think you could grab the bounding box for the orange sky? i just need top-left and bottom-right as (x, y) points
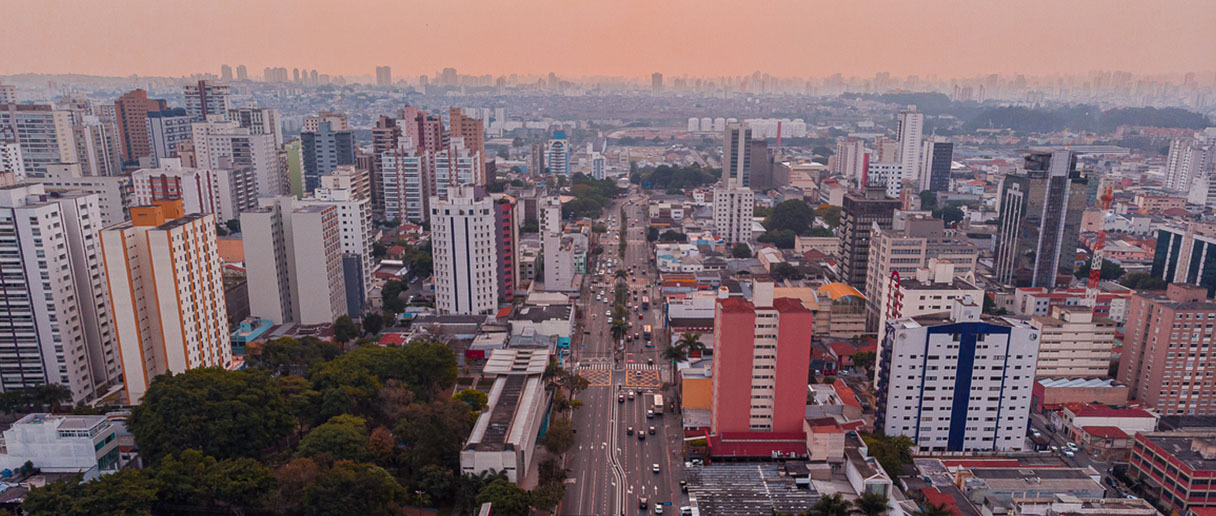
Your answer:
(3, 0), (1213, 79)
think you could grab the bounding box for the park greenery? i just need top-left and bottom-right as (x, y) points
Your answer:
(564, 173), (621, 219)
(630, 164), (720, 191)
(757, 200), (837, 249)
(21, 334), (568, 515)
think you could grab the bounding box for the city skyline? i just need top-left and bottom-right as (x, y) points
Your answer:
(2, 0), (1214, 79)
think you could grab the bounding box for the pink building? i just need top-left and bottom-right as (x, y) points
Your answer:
(711, 282), (813, 436)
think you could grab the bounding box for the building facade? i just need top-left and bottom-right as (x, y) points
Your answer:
(301, 121), (356, 193)
(0, 104), (77, 177)
(183, 80), (231, 122)
(994, 150), (1087, 287)
(114, 89), (167, 166)
(838, 186), (899, 289)
(546, 131), (570, 176)
(1153, 223), (1216, 298)
(1118, 284), (1216, 416)
(145, 108), (194, 167)
(1030, 307), (1117, 379)
(430, 186), (499, 315)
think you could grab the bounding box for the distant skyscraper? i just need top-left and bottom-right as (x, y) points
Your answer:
(651, 72), (663, 93)
(918, 138), (953, 193)
(430, 186), (498, 315)
(896, 107), (924, 184)
(235, 64), (248, 81)
(114, 90), (167, 167)
(528, 142), (545, 176)
(838, 186), (899, 289)
(220, 64), (233, 81)
(449, 107), (486, 167)
(301, 121), (356, 192)
(183, 80), (231, 122)
(546, 131), (570, 176)
(0, 183), (119, 404)
(227, 107), (282, 146)
(100, 201), (231, 403)
(242, 196), (348, 325)
(590, 152), (606, 180)
(144, 108), (193, 167)
(723, 122), (752, 187)
(0, 104), (77, 177)
(376, 66), (393, 86)
(993, 150), (1087, 287)
(834, 136), (868, 188)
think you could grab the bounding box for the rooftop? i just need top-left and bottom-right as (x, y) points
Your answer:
(1139, 433), (1216, 471)
(685, 463), (820, 515)
(511, 304), (573, 322)
(482, 348), (548, 375)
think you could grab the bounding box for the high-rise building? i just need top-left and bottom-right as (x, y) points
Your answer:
(0, 82), (16, 104)
(492, 194), (520, 302)
(145, 108), (194, 167)
(838, 186), (899, 289)
(302, 168), (375, 310)
(131, 158), (256, 222)
(651, 72), (663, 93)
(833, 137), (868, 187)
(38, 163), (131, 226)
(430, 186), (499, 315)
(918, 138), (953, 193)
(183, 80), (231, 122)
(449, 108), (485, 168)
(895, 107), (924, 184)
(220, 65), (233, 81)
(0, 183), (120, 404)
(369, 115), (403, 216)
(865, 215), (979, 332)
(590, 152), (606, 180)
(301, 121), (355, 193)
(1118, 284), (1216, 416)
(227, 107), (282, 147)
(712, 181), (753, 244)
(381, 144), (432, 223)
(190, 121), (282, 197)
(376, 66), (393, 87)
(241, 197), (347, 325)
(0, 104), (77, 177)
(723, 122), (752, 187)
(71, 116), (123, 177)
(528, 142), (545, 176)
(546, 131), (570, 176)
(877, 299), (1038, 452)
(100, 201), (231, 403)
(1152, 222), (1216, 298)
(235, 65), (248, 81)
(302, 111), (348, 132)
(993, 150), (1087, 287)
(1163, 133), (1215, 193)
(433, 142), (484, 199)
(114, 89), (167, 166)
(712, 282), (813, 434)
(541, 196), (574, 289)
(1030, 306), (1117, 379)
(1, 141), (24, 182)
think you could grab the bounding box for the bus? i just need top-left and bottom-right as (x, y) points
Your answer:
(652, 394), (664, 414)
(641, 296), (650, 310)
(643, 325), (652, 340)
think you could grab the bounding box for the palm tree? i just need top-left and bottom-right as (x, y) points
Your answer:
(807, 493), (852, 516)
(675, 332), (707, 357)
(852, 492), (889, 516)
(913, 502), (954, 516)
(662, 344), (688, 363)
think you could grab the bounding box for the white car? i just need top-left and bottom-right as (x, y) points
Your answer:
(652, 463), (660, 473)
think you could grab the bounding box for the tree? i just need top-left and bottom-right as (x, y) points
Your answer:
(757, 229), (797, 249)
(615, 269), (627, 279)
(808, 227), (834, 237)
(808, 493), (853, 516)
(766, 200), (816, 235)
(816, 205), (843, 228)
(610, 319), (626, 343)
(300, 459), (407, 516)
(1074, 258), (1126, 281)
(662, 344), (688, 363)
(540, 417), (575, 454)
(23, 468), (157, 516)
(914, 502), (955, 516)
(770, 262), (803, 282)
(381, 279), (407, 313)
(918, 190), (938, 209)
(659, 230), (688, 242)
(933, 205), (965, 226)
(393, 399), (476, 470)
(152, 449), (275, 508)
(732, 242), (752, 258)
(225, 218), (241, 234)
(675, 332), (707, 357)
(476, 479), (531, 516)
(530, 481), (566, 511)
(453, 388), (489, 411)
(128, 368), (294, 463)
(333, 315), (360, 344)
(1122, 272), (1168, 290)
(860, 433), (915, 477)
(297, 414), (372, 463)
(853, 492), (890, 516)
(647, 226), (660, 242)
(852, 351), (876, 372)
(362, 312), (385, 336)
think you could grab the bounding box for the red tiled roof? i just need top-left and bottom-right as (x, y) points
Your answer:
(378, 333), (408, 346)
(1082, 425), (1130, 439)
(919, 488), (964, 516)
(496, 306), (513, 319)
(832, 379), (862, 409)
(773, 297), (811, 313)
(1068, 404), (1155, 419)
(387, 245), (405, 254)
(827, 341), (858, 357)
(717, 297), (755, 313)
(1189, 508), (1216, 516)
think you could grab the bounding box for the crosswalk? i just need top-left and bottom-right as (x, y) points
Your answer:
(576, 362), (662, 371)
(625, 363), (661, 370)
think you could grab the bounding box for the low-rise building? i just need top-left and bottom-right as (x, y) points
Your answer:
(1060, 403), (1158, 440)
(0, 413), (120, 480)
(1130, 432), (1216, 514)
(1033, 378), (1131, 412)
(460, 348), (550, 484)
(1031, 307), (1118, 378)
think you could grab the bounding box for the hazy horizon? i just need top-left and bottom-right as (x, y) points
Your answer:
(3, 0), (1214, 79)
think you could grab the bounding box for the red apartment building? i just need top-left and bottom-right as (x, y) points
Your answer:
(1118, 284), (1216, 416)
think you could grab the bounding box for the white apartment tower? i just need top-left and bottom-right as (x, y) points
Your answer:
(590, 152), (606, 180)
(226, 107), (283, 147)
(434, 142), (484, 200)
(540, 196), (575, 289)
(381, 143), (432, 223)
(0, 105), (77, 178)
(191, 121), (282, 197)
(1030, 306), (1117, 379)
(0, 184), (120, 404)
(301, 176), (374, 299)
(430, 186), (499, 315)
(714, 122), (755, 243)
(0, 142), (24, 181)
(131, 158), (257, 222)
(99, 201), (231, 403)
(723, 122), (752, 187)
(183, 80), (231, 122)
(241, 197), (347, 325)
(896, 107), (924, 184)
(877, 299), (1039, 452)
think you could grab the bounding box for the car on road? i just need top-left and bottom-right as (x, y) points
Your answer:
(649, 425), (656, 435)
(652, 463), (660, 473)
(679, 480), (688, 493)
(627, 426), (634, 435)
(647, 358), (654, 365)
(647, 410), (655, 419)
(618, 394), (625, 403)
(628, 391), (635, 400)
(634, 371), (643, 378)
(639, 497), (648, 509)
(638, 313), (644, 319)
(1066, 442), (1079, 450)
(654, 505), (663, 514)
(679, 507), (692, 515)
(1063, 449), (1076, 458)
(638, 432), (645, 440)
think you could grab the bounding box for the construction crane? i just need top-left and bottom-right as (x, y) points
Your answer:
(1084, 185), (1116, 309)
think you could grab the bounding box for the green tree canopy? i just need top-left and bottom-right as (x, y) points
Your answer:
(1122, 272), (1168, 290)
(769, 262), (803, 282)
(393, 398), (477, 470)
(540, 417), (575, 454)
(332, 315), (360, 343)
(453, 388), (489, 412)
(152, 449), (275, 508)
(476, 479), (531, 516)
(297, 414), (372, 463)
(22, 468), (157, 516)
(732, 243), (752, 258)
(659, 230), (688, 242)
(765, 200), (816, 235)
(128, 368), (295, 463)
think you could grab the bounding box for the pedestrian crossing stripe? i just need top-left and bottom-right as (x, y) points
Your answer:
(579, 363), (612, 370)
(626, 363), (661, 370)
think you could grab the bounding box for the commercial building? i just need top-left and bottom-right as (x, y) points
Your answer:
(145, 108), (194, 167)
(241, 197), (348, 325)
(381, 145), (431, 223)
(1153, 222), (1216, 298)
(0, 414), (120, 479)
(540, 196), (575, 290)
(449, 108), (485, 165)
(838, 186), (899, 289)
(100, 201), (231, 403)
(994, 150), (1087, 287)
(71, 116), (123, 177)
(301, 121), (355, 192)
(431, 186), (499, 315)
(0, 104), (77, 177)
(37, 162), (132, 226)
(712, 282), (814, 434)
(1030, 307), (1117, 379)
(183, 80), (231, 122)
(1129, 431), (1216, 514)
(227, 107), (282, 146)
(191, 120), (283, 197)
(877, 299), (1039, 452)
(918, 138), (952, 193)
(493, 194), (520, 301)
(1118, 284), (1216, 416)
(131, 158), (257, 221)
(460, 348), (550, 484)
(0, 184), (120, 404)
(864, 214), (979, 332)
(114, 89), (167, 166)
(1011, 286), (1133, 324)
(546, 131), (570, 176)
(375, 66), (392, 87)
(300, 173), (374, 311)
(723, 122), (752, 187)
